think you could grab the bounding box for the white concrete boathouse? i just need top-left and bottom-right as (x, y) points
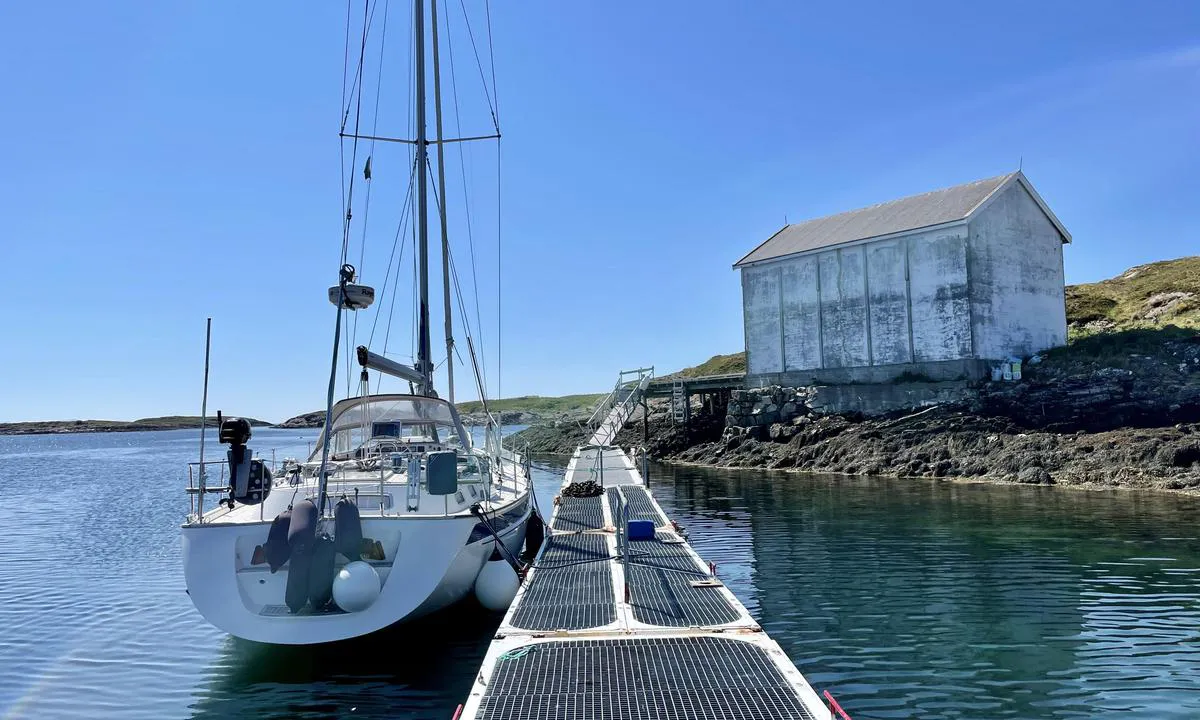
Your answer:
(734, 171), (1071, 385)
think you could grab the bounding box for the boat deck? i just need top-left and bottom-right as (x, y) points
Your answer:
(459, 409), (830, 719)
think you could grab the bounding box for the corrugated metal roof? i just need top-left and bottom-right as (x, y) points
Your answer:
(734, 172), (1019, 267)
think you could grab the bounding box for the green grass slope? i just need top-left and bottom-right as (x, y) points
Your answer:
(664, 352), (747, 379)
(455, 394), (604, 416)
(1066, 256), (1199, 337)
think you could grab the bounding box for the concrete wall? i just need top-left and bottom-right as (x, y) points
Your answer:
(740, 180), (1067, 380)
(741, 226), (974, 376)
(742, 264), (782, 375)
(748, 358), (991, 387)
(866, 239), (911, 365)
(780, 257), (822, 370)
(908, 228), (972, 362)
(968, 183), (1068, 359)
(819, 247), (870, 368)
(807, 380), (976, 416)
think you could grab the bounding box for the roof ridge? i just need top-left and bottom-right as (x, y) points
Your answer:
(734, 172), (1020, 267)
(788, 172), (1017, 230)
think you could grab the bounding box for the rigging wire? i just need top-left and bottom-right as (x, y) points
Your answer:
(482, 0), (503, 403)
(428, 156), (485, 387)
(352, 0), (392, 368)
(340, 1), (384, 133)
(443, 1), (489, 396)
(356, 0), (391, 284)
(495, 119), (502, 402)
(367, 157), (418, 347)
(396, 0), (418, 393)
(343, 0), (499, 405)
(455, 0), (498, 131)
(378, 166), (418, 392)
(344, 316), (352, 397)
(339, 0), (353, 274)
(483, 0), (499, 123)
(450, 0), (505, 401)
(340, 0), (352, 130)
(340, 0), (374, 396)
(434, 192), (496, 410)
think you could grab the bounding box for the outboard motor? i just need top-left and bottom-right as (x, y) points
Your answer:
(219, 416), (271, 505)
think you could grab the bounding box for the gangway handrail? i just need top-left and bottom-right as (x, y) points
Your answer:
(583, 383), (621, 429)
(585, 367), (653, 434)
(586, 370), (653, 447)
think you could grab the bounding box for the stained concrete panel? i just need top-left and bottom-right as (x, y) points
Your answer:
(781, 256), (822, 370)
(817, 253), (841, 367)
(968, 183), (1067, 359)
(818, 249), (869, 368)
(866, 240), (911, 365)
(908, 230), (972, 362)
(742, 265), (782, 374)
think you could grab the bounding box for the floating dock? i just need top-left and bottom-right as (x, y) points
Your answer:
(459, 373), (832, 720)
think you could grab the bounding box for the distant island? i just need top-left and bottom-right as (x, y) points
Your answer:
(276, 393), (606, 429)
(2, 392), (607, 438)
(0, 415), (270, 436)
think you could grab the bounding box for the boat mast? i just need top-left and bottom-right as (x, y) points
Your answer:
(430, 0), (455, 405)
(414, 0), (433, 397)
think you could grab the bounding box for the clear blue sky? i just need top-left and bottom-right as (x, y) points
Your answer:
(1, 1), (1197, 423)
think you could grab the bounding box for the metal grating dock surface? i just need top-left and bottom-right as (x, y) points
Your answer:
(474, 637), (818, 720)
(608, 484), (667, 525)
(463, 399), (828, 720)
(509, 533), (615, 631)
(626, 539), (741, 627)
(552, 495), (605, 531)
(539, 533), (609, 565)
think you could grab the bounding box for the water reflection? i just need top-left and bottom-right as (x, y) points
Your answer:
(190, 605), (499, 719)
(648, 465), (1200, 719)
(3, 428), (1198, 719)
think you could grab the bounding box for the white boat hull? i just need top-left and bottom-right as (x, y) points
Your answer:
(182, 508), (529, 645)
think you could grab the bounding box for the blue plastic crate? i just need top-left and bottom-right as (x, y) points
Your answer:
(627, 519), (656, 541)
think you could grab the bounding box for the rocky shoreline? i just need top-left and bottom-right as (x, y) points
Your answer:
(512, 329), (1200, 493)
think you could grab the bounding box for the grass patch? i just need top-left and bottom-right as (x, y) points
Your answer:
(1065, 290), (1117, 324)
(1066, 255), (1200, 336)
(455, 394), (604, 415)
(1039, 326), (1199, 371)
(663, 352), (747, 379)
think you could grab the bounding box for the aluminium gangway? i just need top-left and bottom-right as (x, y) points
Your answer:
(458, 370), (833, 720)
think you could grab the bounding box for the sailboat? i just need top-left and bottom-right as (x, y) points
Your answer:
(180, 0), (532, 645)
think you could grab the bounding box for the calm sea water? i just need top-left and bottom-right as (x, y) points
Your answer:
(1, 430), (1198, 718)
